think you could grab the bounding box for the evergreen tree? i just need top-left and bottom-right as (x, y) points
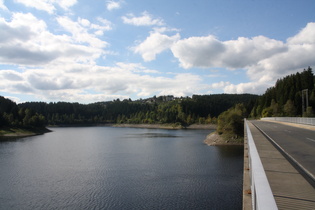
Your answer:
(251, 67), (314, 117)
(283, 100), (296, 117)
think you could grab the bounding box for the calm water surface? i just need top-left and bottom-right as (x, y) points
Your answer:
(0, 127), (243, 210)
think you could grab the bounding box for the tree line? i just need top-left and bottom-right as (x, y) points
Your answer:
(0, 96), (46, 128)
(250, 67), (315, 118)
(16, 94), (257, 127)
(0, 94), (257, 128)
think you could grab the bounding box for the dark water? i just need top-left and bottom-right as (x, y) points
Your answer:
(0, 127), (243, 210)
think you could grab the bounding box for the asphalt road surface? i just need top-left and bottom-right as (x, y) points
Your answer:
(251, 120), (315, 180)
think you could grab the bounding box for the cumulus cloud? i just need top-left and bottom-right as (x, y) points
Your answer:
(57, 16), (109, 48)
(0, 13), (108, 66)
(14, 0), (55, 14)
(245, 22), (315, 86)
(287, 22), (315, 45)
(0, 0), (8, 10)
(222, 36), (287, 69)
(210, 81), (231, 89)
(0, 63), (206, 103)
(122, 11), (164, 26)
(77, 17), (112, 36)
(171, 35), (287, 69)
(1, 1), (209, 102)
(133, 32), (180, 61)
(57, 0), (77, 10)
(106, 1), (121, 11)
(14, 0), (77, 14)
(223, 82), (270, 94)
(0, 70), (23, 81)
(171, 35), (226, 69)
(170, 22), (315, 94)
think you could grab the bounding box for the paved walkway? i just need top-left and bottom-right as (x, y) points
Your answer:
(244, 121), (315, 210)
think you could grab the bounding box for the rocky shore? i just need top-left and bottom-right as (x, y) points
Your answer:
(203, 131), (244, 146)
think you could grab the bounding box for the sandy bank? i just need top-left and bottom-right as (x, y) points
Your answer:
(203, 132), (243, 146)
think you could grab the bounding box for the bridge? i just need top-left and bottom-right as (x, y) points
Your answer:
(243, 118), (315, 210)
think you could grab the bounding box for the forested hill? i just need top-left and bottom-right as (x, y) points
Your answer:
(16, 94), (258, 126)
(251, 67), (315, 118)
(0, 96), (46, 128)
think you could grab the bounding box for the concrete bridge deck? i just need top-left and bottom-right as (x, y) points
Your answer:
(243, 120), (315, 210)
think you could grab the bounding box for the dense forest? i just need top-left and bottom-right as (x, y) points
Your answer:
(0, 94), (257, 128)
(0, 96), (46, 128)
(17, 94), (257, 127)
(250, 67), (315, 118)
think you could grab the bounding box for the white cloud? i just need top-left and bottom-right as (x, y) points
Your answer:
(210, 81), (231, 89)
(14, 0), (77, 14)
(93, 18), (113, 35)
(56, 0), (77, 10)
(57, 16), (109, 48)
(0, 13), (106, 66)
(122, 11), (164, 26)
(223, 82), (269, 94)
(171, 35), (286, 69)
(77, 17), (112, 36)
(223, 36), (287, 69)
(14, 0), (55, 14)
(0, 0), (8, 10)
(78, 18), (90, 27)
(171, 35), (226, 69)
(245, 22), (315, 86)
(0, 70), (23, 81)
(287, 22), (315, 45)
(152, 26), (180, 34)
(0, 2), (217, 102)
(0, 63), (207, 103)
(106, 1), (121, 11)
(170, 22), (315, 94)
(133, 32), (180, 61)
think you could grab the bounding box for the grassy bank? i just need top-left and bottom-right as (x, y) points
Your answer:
(0, 127), (51, 137)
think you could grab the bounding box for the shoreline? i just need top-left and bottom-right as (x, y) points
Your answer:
(0, 127), (51, 138)
(0, 124), (243, 146)
(203, 131), (244, 146)
(112, 123), (217, 130)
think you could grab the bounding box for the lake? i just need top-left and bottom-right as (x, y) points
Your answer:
(0, 126), (243, 210)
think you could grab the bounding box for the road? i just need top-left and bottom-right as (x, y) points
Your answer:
(251, 120), (315, 181)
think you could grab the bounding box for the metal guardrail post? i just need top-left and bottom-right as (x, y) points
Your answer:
(245, 119), (278, 210)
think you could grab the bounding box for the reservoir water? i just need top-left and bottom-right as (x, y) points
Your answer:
(0, 127), (243, 209)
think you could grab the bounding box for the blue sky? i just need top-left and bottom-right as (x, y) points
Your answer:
(0, 0), (315, 103)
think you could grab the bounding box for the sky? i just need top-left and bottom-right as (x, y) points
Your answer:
(0, 0), (315, 104)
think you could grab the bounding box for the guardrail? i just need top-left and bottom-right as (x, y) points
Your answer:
(245, 119), (278, 210)
(261, 117), (315, 126)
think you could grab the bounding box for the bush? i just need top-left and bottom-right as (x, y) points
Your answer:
(217, 104), (247, 140)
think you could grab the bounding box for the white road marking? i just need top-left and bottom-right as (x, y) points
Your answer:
(306, 138), (315, 142)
